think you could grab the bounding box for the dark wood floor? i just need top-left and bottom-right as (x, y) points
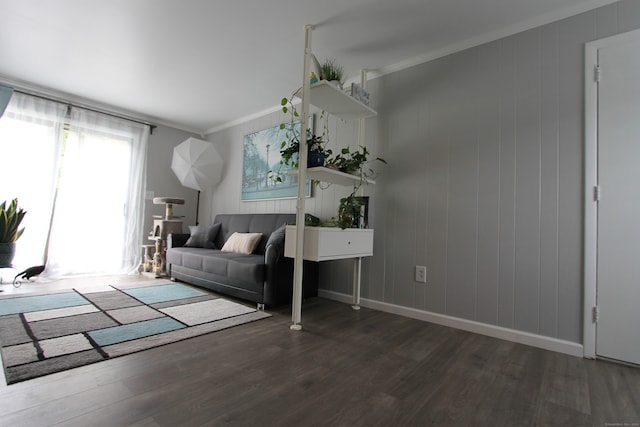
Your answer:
(0, 277), (638, 426)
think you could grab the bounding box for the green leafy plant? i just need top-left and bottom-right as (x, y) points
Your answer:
(325, 145), (387, 177)
(0, 198), (27, 243)
(334, 192), (365, 229)
(270, 91), (332, 183)
(320, 58), (344, 83)
(325, 147), (387, 229)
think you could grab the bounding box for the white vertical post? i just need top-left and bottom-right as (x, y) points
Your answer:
(352, 257), (362, 310)
(357, 69), (367, 160)
(291, 25), (313, 330)
(351, 69), (368, 310)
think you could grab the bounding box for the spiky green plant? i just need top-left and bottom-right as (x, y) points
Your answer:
(320, 58), (344, 82)
(0, 199), (26, 243)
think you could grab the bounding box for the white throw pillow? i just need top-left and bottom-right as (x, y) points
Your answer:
(220, 232), (263, 254)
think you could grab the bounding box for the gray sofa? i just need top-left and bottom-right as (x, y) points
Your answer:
(166, 213), (318, 307)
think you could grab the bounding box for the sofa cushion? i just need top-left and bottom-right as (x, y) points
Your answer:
(167, 247), (265, 291)
(184, 223), (220, 248)
(220, 232), (263, 254)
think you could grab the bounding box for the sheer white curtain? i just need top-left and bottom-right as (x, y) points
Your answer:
(0, 92), (149, 277)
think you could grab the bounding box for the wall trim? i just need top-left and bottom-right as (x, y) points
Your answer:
(319, 289), (584, 358)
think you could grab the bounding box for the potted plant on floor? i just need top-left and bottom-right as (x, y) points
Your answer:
(0, 198), (26, 267)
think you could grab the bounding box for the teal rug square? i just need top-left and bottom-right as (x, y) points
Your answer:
(0, 292), (88, 316)
(122, 284), (207, 304)
(89, 317), (185, 346)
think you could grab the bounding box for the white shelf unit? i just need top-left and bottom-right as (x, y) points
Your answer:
(290, 25), (378, 329)
(300, 80), (377, 121)
(288, 166), (375, 186)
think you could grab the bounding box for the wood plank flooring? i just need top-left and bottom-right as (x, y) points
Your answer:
(0, 276), (638, 426)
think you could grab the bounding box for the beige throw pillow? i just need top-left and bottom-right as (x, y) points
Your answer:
(220, 232), (263, 254)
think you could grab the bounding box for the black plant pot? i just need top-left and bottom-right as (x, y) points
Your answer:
(307, 150), (325, 168)
(0, 242), (16, 268)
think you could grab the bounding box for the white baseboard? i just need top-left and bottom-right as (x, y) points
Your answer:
(318, 289), (584, 358)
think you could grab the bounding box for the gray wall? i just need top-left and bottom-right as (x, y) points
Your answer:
(144, 125), (201, 240)
(204, 0), (640, 345)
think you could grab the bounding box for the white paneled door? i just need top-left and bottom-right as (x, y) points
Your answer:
(596, 34), (640, 365)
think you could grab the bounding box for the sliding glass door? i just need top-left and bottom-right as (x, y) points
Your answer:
(0, 93), (148, 277)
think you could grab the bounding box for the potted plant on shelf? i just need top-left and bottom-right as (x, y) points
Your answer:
(271, 92), (332, 183)
(325, 146), (387, 229)
(320, 58), (345, 89)
(325, 145), (387, 178)
(334, 192), (365, 229)
(0, 198), (27, 267)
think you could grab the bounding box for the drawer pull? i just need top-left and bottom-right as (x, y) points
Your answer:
(348, 241), (351, 245)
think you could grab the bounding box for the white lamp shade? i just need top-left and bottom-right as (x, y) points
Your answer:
(171, 137), (223, 191)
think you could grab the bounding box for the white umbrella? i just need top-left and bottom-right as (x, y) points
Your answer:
(171, 138), (223, 224)
(171, 138), (223, 191)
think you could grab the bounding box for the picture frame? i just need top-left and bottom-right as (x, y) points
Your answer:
(241, 118), (313, 201)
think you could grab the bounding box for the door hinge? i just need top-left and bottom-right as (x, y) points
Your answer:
(595, 65), (602, 82)
(594, 185), (601, 202)
(593, 306), (600, 323)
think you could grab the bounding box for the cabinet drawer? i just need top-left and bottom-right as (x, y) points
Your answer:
(284, 226), (374, 261)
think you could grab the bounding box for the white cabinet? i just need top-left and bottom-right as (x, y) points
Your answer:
(284, 226), (374, 261)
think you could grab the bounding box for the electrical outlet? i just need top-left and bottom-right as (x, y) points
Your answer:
(415, 265), (427, 283)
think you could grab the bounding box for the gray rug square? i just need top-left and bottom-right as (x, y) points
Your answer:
(81, 290), (142, 310)
(30, 312), (118, 340)
(0, 315), (31, 346)
(107, 305), (164, 324)
(0, 280), (271, 384)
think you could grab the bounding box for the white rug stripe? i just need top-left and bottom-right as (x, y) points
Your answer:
(24, 304), (100, 322)
(159, 299), (255, 326)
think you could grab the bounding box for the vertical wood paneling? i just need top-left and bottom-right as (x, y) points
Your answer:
(446, 51), (479, 320)
(424, 57), (451, 313)
(514, 29), (542, 334)
(497, 36), (517, 329)
(414, 81), (430, 311)
(618, 0), (640, 32)
(368, 78), (388, 303)
(475, 41), (503, 325)
(557, 11), (596, 343)
(596, 3), (620, 38)
(539, 22), (560, 338)
(204, 2), (640, 346)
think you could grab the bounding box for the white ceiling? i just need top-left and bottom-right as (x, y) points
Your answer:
(0, 0), (617, 134)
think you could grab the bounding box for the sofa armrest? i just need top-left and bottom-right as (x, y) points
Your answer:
(168, 233), (190, 248)
(265, 243), (281, 265)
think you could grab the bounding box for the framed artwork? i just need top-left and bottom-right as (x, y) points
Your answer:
(241, 119), (312, 201)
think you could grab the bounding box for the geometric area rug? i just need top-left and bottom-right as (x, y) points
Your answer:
(0, 280), (271, 384)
